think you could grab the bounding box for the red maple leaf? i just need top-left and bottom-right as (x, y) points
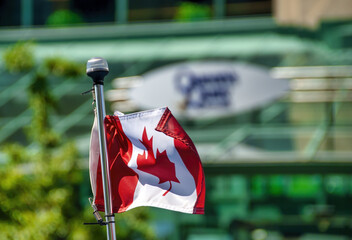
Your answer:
(137, 127), (180, 196)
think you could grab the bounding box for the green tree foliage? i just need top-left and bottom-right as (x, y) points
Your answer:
(175, 2), (211, 22)
(44, 57), (84, 78)
(46, 10), (84, 27)
(0, 141), (84, 240)
(3, 42), (35, 73)
(26, 72), (59, 147)
(0, 42), (155, 240)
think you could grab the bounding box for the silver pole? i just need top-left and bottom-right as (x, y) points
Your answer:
(87, 57), (116, 240)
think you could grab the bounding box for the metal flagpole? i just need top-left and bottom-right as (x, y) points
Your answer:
(86, 57), (117, 240)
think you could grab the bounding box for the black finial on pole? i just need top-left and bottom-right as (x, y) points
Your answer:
(86, 57), (109, 85)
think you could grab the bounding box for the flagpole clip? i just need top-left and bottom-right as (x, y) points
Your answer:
(81, 87), (94, 95)
(84, 197), (105, 226)
(84, 197), (116, 226)
(81, 87), (96, 108)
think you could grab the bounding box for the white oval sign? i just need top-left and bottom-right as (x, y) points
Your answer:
(129, 61), (289, 119)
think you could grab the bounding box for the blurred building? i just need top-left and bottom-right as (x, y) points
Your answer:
(274, 0), (352, 29)
(0, 1), (352, 240)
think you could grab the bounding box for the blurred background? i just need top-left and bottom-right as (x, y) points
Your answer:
(0, 0), (352, 239)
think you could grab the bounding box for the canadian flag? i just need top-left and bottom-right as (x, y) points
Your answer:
(89, 107), (205, 214)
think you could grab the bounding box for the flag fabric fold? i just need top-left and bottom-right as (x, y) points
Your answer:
(89, 107), (205, 214)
